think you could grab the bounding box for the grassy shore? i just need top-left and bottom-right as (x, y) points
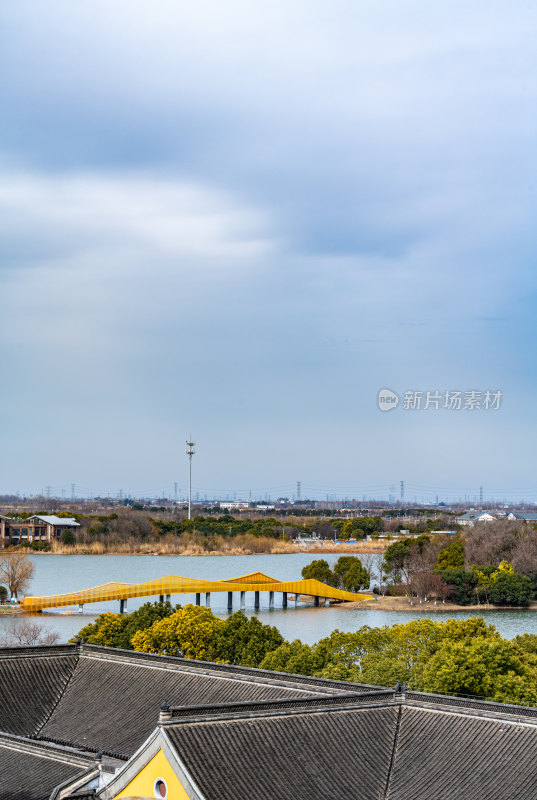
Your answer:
(295, 540), (388, 554)
(39, 535), (296, 556)
(343, 595), (537, 612)
(27, 537), (387, 557)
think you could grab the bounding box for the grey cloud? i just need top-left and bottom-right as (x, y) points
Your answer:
(1, 1), (537, 493)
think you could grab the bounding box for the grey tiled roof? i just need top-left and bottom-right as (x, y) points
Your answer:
(389, 704), (537, 799)
(6, 642), (537, 800)
(164, 699), (537, 800)
(0, 734), (93, 800)
(166, 704), (400, 800)
(39, 649), (331, 758)
(0, 647), (78, 736)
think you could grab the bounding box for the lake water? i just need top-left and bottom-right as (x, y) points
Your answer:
(4, 552), (537, 645)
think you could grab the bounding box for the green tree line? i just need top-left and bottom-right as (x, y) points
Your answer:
(73, 602), (537, 706)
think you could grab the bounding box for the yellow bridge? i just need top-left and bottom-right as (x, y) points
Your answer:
(20, 571), (373, 613)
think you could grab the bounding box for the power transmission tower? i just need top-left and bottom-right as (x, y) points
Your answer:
(296, 481), (301, 501)
(186, 439), (196, 520)
(480, 486), (483, 505)
(174, 482), (178, 502)
(400, 481), (404, 503)
(46, 486), (51, 499)
(71, 483), (75, 501)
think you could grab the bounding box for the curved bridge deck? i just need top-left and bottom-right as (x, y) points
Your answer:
(20, 571), (373, 612)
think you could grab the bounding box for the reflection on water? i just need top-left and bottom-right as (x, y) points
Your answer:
(1, 552), (536, 645)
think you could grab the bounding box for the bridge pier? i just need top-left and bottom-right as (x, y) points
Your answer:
(166, 594), (171, 603)
(314, 596), (319, 607)
(120, 599), (127, 614)
(282, 592), (287, 608)
(227, 591), (233, 612)
(269, 591), (274, 609)
(159, 594), (164, 604)
(78, 604), (83, 614)
(254, 591), (260, 610)
(205, 592), (211, 607)
(240, 591), (245, 609)
(195, 593), (201, 605)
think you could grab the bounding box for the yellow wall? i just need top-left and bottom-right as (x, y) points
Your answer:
(115, 748), (191, 800)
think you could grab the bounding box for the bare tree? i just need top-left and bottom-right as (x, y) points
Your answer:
(362, 553), (388, 595)
(408, 572), (449, 603)
(0, 553), (35, 600)
(0, 619), (59, 647)
(510, 529), (537, 582)
(464, 522), (520, 568)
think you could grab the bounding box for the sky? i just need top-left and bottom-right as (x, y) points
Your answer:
(1, 1), (537, 503)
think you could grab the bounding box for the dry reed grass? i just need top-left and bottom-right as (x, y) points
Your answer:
(48, 534), (294, 557)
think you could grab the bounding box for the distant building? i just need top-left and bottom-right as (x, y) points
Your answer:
(456, 512), (497, 526)
(218, 502), (250, 511)
(457, 511), (537, 527)
(0, 514), (80, 547)
(510, 512), (537, 523)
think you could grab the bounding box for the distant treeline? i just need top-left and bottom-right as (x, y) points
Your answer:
(0, 508), (456, 552)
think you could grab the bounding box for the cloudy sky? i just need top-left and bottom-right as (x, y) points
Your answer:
(1, 1), (537, 502)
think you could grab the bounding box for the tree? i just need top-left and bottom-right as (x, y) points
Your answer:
(260, 640), (318, 675)
(489, 570), (534, 606)
(341, 520), (366, 540)
(408, 572), (449, 603)
(332, 556), (370, 591)
(131, 605), (224, 659)
(437, 568), (478, 605)
(0, 553), (35, 600)
(472, 567), (493, 604)
(382, 541), (411, 583)
(74, 601), (176, 649)
(61, 530), (76, 546)
(419, 637), (537, 704)
(436, 541), (464, 570)
(343, 562), (370, 592)
(209, 612), (283, 667)
(301, 560), (335, 585)
(0, 619), (59, 647)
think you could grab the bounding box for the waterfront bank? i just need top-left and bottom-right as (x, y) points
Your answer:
(343, 595), (537, 612)
(0, 552), (535, 645)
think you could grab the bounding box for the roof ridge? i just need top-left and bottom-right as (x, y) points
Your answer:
(164, 690), (397, 724)
(383, 703), (402, 799)
(37, 731), (127, 762)
(79, 643), (376, 692)
(0, 643), (78, 659)
(0, 731), (94, 766)
(34, 649), (81, 738)
(405, 690), (537, 720)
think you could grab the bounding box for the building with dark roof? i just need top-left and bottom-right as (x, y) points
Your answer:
(0, 515), (80, 547)
(2, 641), (537, 799)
